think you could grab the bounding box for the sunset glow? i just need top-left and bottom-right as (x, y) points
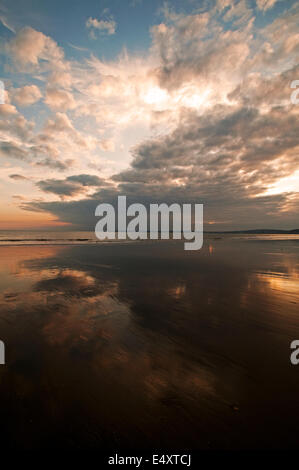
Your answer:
(0, 0), (298, 231)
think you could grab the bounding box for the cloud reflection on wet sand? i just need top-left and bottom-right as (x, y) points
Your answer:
(0, 239), (299, 449)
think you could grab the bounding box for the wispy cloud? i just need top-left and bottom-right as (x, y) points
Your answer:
(0, 13), (15, 33)
(68, 42), (89, 52)
(256, 0), (282, 11)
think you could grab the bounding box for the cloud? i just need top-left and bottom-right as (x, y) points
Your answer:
(39, 112), (98, 151)
(0, 140), (70, 170)
(37, 178), (85, 197)
(99, 139), (115, 152)
(44, 87), (76, 111)
(36, 174), (107, 198)
(86, 17), (116, 37)
(68, 43), (89, 52)
(67, 174), (105, 186)
(2, 2), (298, 230)
(23, 186), (299, 231)
(150, 8), (252, 93)
(13, 85), (42, 106)
(0, 103), (18, 115)
(256, 0), (281, 11)
(0, 141), (28, 161)
(0, 110), (75, 170)
(9, 174), (29, 181)
(0, 13), (15, 33)
(6, 27), (64, 67)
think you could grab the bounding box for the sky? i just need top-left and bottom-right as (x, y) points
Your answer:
(0, 0), (298, 231)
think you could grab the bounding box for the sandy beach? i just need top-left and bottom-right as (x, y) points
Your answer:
(0, 236), (298, 449)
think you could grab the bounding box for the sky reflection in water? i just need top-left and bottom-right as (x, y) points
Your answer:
(0, 238), (299, 449)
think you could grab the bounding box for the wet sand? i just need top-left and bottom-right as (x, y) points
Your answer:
(0, 237), (298, 450)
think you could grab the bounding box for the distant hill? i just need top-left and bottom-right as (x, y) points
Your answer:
(205, 229), (299, 234)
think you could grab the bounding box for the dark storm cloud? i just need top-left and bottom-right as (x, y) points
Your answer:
(36, 174), (109, 197)
(67, 174), (105, 186)
(37, 179), (84, 197)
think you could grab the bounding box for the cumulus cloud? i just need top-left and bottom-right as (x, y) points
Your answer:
(0, 140), (70, 170)
(37, 178), (84, 197)
(0, 109), (80, 170)
(67, 174), (105, 186)
(0, 103), (18, 115)
(6, 27), (64, 67)
(0, 141), (28, 161)
(150, 7), (252, 93)
(13, 85), (42, 106)
(86, 16), (116, 37)
(39, 112), (98, 151)
(36, 174), (107, 198)
(44, 87), (76, 111)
